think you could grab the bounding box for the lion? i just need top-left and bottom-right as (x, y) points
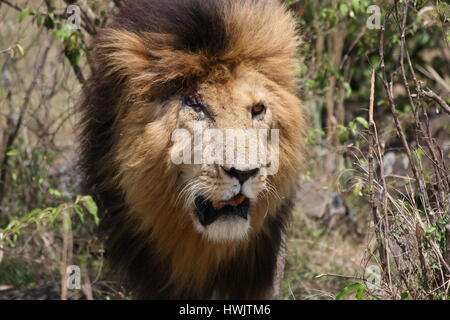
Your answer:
(79, 0), (306, 299)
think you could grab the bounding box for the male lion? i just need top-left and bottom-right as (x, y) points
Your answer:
(80, 0), (306, 299)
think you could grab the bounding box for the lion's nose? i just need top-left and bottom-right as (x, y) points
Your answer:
(222, 167), (259, 184)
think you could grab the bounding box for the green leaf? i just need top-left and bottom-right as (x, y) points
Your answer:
(6, 149), (17, 156)
(52, 24), (72, 41)
(336, 282), (365, 300)
(69, 50), (81, 66)
(73, 205), (85, 223)
(48, 188), (62, 198)
(339, 3), (349, 17)
(353, 184), (363, 197)
(15, 44), (25, 57)
(35, 14), (43, 26)
(414, 148), (425, 160)
(343, 82), (352, 98)
(352, 0), (360, 12)
(67, 33), (79, 51)
(356, 117), (369, 129)
(348, 120), (357, 133)
(49, 206), (62, 227)
(377, 99), (387, 106)
(425, 226), (436, 237)
(19, 8), (31, 22)
(83, 197), (99, 225)
(339, 127), (349, 144)
(401, 292), (411, 300)
(355, 283), (366, 300)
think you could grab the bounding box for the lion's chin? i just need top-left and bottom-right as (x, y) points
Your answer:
(193, 195), (251, 242)
(194, 215), (251, 242)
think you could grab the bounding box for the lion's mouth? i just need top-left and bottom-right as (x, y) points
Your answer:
(194, 194), (250, 226)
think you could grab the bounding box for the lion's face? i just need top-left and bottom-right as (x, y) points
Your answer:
(173, 68), (278, 241)
(113, 63), (303, 243)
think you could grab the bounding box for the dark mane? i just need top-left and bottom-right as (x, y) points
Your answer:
(113, 0), (228, 56)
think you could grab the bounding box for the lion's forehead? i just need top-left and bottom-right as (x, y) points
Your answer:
(199, 71), (271, 110)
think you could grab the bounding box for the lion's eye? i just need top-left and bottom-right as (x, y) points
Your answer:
(251, 104), (266, 118)
(183, 94), (204, 113)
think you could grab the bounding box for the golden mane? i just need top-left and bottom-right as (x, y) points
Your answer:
(80, 0), (306, 299)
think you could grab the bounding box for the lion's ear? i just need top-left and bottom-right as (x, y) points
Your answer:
(94, 29), (209, 97)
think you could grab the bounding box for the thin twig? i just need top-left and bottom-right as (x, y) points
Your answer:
(421, 89), (450, 116)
